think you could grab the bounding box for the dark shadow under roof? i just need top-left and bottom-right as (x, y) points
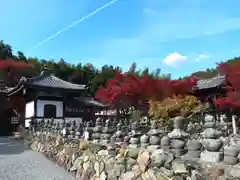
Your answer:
(74, 97), (107, 108)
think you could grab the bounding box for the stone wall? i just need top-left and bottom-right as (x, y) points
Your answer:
(25, 134), (239, 180)
(25, 114), (240, 179)
(26, 134), (189, 179)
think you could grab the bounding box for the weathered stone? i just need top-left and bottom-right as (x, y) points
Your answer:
(116, 155), (126, 164)
(140, 134), (149, 146)
(70, 156), (84, 172)
(151, 150), (166, 167)
(100, 171), (107, 180)
(190, 170), (205, 180)
(94, 160), (105, 176)
(151, 167), (171, 180)
(184, 150), (201, 159)
(187, 139), (202, 150)
(228, 166), (240, 178)
(104, 156), (115, 173)
(159, 167), (174, 177)
(171, 175), (185, 180)
(79, 140), (89, 150)
(120, 171), (136, 180)
(172, 159), (188, 174)
(141, 169), (158, 180)
(30, 141), (38, 150)
(200, 151), (223, 163)
(77, 170), (90, 180)
(137, 151), (150, 172)
(82, 156), (91, 172)
(223, 155), (238, 165)
(202, 139), (223, 152)
(161, 136), (170, 146)
(172, 149), (186, 157)
(172, 139), (185, 149)
(97, 149), (109, 156)
(224, 146), (239, 157)
(128, 148), (140, 159)
(27, 124), (240, 180)
(132, 165), (142, 177)
(127, 158), (137, 170)
(205, 167), (225, 180)
(164, 154), (174, 169)
(111, 164), (125, 178)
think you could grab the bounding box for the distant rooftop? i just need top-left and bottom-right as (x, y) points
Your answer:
(4, 66), (86, 96)
(22, 66), (85, 90)
(195, 75), (226, 90)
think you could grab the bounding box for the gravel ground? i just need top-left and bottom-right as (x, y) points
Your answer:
(0, 137), (75, 180)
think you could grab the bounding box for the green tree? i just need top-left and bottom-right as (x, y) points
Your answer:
(1, 40), (240, 97)
(0, 41), (13, 59)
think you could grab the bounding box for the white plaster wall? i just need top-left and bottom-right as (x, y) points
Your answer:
(36, 100), (63, 117)
(25, 101), (34, 127)
(26, 100), (83, 125)
(25, 101), (34, 118)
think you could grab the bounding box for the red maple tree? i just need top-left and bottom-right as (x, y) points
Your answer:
(215, 62), (240, 111)
(95, 72), (198, 109)
(0, 60), (32, 111)
(0, 59), (32, 85)
(0, 59), (32, 69)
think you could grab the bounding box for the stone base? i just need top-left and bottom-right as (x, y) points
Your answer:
(223, 155), (238, 165)
(100, 140), (110, 145)
(172, 149), (186, 157)
(141, 143), (149, 148)
(128, 144), (139, 149)
(92, 140), (100, 144)
(182, 150), (201, 161)
(147, 145), (160, 152)
(185, 150), (201, 158)
(200, 151), (223, 163)
(162, 146), (171, 153)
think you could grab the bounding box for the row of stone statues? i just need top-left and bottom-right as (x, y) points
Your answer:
(29, 113), (240, 166)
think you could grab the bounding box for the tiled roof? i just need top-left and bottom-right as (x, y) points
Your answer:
(195, 75), (225, 90)
(23, 69), (85, 90)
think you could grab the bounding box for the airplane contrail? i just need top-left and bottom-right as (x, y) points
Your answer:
(29, 0), (120, 50)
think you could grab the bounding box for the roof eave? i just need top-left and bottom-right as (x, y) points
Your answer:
(6, 85), (24, 97)
(74, 97), (107, 108)
(23, 84), (86, 92)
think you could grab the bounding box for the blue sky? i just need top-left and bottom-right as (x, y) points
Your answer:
(1, 0), (240, 78)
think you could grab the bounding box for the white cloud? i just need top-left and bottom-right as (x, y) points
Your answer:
(89, 2), (240, 71)
(162, 52), (187, 67)
(195, 54), (209, 61)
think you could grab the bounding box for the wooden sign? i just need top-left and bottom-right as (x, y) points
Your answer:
(64, 98), (87, 117)
(65, 106), (83, 113)
(64, 105), (84, 117)
(11, 117), (19, 124)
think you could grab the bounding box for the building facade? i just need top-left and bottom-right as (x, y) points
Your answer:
(0, 66), (105, 136)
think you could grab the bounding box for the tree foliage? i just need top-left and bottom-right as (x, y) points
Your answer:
(149, 95), (200, 123)
(1, 40), (240, 109)
(215, 62), (240, 112)
(95, 71), (198, 112)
